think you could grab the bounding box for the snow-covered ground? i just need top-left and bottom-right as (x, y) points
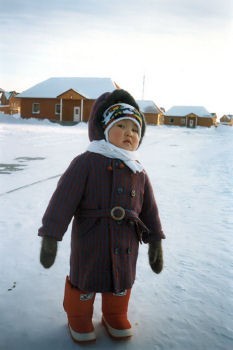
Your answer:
(0, 115), (232, 350)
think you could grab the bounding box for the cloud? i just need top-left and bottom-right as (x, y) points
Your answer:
(157, 0), (233, 20)
(1, 0), (232, 28)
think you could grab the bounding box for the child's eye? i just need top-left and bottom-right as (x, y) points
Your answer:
(117, 123), (124, 128)
(133, 128), (139, 133)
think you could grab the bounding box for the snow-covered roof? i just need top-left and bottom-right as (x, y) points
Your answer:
(4, 92), (12, 100)
(165, 106), (211, 117)
(137, 100), (162, 114)
(17, 77), (118, 99)
(221, 114), (233, 120)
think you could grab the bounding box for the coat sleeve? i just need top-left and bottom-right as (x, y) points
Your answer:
(139, 172), (165, 243)
(38, 155), (88, 241)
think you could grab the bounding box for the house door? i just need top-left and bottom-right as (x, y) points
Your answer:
(189, 119), (194, 128)
(73, 107), (80, 122)
(188, 119), (196, 128)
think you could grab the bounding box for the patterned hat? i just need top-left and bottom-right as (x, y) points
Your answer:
(102, 103), (143, 141)
(88, 89), (146, 145)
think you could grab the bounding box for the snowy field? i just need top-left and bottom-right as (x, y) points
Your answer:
(0, 115), (232, 350)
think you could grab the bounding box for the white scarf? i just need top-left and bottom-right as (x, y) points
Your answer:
(87, 140), (144, 174)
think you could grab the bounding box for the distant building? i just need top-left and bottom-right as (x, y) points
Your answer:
(220, 114), (233, 126)
(0, 90), (20, 115)
(164, 106), (217, 128)
(17, 77), (119, 122)
(137, 100), (164, 125)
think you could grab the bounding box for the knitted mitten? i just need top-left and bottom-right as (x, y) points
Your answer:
(40, 236), (57, 268)
(148, 240), (163, 274)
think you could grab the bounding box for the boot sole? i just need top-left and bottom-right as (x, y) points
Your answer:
(68, 323), (96, 343)
(102, 316), (132, 340)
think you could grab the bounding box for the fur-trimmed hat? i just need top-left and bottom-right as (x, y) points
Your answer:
(88, 89), (146, 145)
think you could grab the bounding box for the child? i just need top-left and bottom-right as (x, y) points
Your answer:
(38, 89), (165, 343)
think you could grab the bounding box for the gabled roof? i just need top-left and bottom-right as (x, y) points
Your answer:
(137, 100), (162, 114)
(1, 91), (17, 100)
(221, 114), (233, 120)
(17, 77), (118, 99)
(4, 92), (12, 100)
(165, 106), (211, 117)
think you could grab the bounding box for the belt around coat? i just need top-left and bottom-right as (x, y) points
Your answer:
(78, 206), (150, 243)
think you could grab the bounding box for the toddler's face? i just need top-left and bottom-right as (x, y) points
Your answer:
(108, 119), (140, 151)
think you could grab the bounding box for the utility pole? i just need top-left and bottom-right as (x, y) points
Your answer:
(142, 74), (145, 100)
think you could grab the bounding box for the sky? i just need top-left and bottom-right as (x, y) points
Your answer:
(0, 0), (233, 116)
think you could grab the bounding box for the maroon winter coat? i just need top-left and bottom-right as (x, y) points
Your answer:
(38, 151), (165, 293)
(39, 91), (165, 292)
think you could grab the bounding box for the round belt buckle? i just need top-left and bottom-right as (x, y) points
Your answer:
(111, 206), (125, 221)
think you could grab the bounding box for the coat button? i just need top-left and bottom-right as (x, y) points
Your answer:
(130, 190), (136, 197)
(114, 248), (119, 255)
(127, 248), (132, 254)
(117, 187), (124, 194)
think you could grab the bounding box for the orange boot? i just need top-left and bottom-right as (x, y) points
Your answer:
(63, 276), (96, 343)
(102, 289), (132, 339)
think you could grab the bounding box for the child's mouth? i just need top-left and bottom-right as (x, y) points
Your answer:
(124, 140), (131, 145)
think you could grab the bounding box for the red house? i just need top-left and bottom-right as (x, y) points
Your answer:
(137, 100), (164, 125)
(17, 77), (119, 122)
(164, 106), (217, 128)
(0, 90), (20, 115)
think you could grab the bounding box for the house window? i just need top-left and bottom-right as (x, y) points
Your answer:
(181, 118), (186, 125)
(32, 103), (40, 114)
(55, 104), (60, 115)
(169, 118), (174, 123)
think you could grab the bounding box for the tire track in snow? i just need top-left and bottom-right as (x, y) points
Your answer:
(0, 174), (61, 197)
